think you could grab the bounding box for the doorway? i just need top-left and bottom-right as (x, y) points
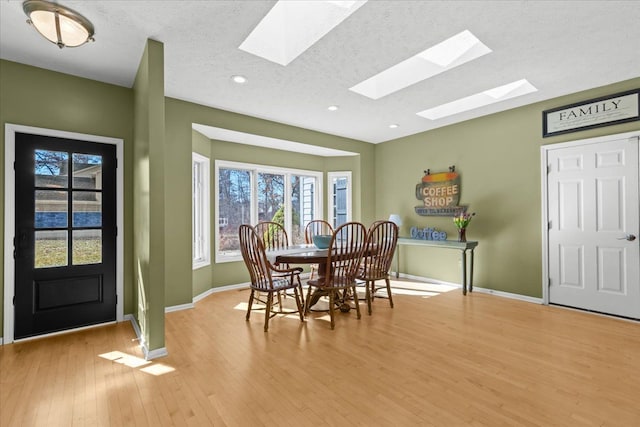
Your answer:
(4, 124), (124, 343)
(541, 131), (640, 319)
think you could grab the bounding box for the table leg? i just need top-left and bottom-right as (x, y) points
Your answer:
(395, 247), (400, 279)
(469, 249), (474, 293)
(461, 249), (467, 295)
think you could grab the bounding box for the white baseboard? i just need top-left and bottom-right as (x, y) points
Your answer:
(472, 286), (543, 304)
(124, 314), (167, 360)
(165, 303), (194, 313)
(392, 273), (543, 305)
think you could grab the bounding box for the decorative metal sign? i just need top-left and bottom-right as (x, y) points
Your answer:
(410, 226), (447, 241)
(414, 166), (467, 216)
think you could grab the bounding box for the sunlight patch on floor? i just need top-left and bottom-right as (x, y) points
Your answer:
(98, 350), (175, 376)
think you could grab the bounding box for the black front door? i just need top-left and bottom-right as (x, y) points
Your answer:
(14, 133), (117, 339)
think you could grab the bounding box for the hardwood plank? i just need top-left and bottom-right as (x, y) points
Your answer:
(1, 280), (639, 426)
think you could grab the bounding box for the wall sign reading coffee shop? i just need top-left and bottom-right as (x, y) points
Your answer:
(414, 166), (467, 216)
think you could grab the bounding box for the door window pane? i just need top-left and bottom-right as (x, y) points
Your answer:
(35, 230), (68, 268)
(73, 230), (102, 265)
(35, 190), (68, 228)
(73, 153), (102, 189)
(35, 150), (68, 188)
(73, 192), (102, 227)
(218, 168), (251, 254)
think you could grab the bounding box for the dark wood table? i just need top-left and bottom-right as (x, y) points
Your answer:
(269, 244), (371, 311)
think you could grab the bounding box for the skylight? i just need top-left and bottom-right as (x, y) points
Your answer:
(416, 79), (538, 120)
(239, 0), (368, 66)
(349, 30), (492, 100)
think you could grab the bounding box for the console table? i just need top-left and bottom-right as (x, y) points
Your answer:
(395, 238), (479, 295)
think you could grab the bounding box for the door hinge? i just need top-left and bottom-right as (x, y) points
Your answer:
(13, 295), (15, 305)
(547, 164), (551, 174)
(548, 278), (551, 287)
(548, 220), (552, 229)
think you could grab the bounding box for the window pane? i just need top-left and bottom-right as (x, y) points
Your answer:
(35, 230), (67, 268)
(72, 230), (102, 265)
(258, 172), (284, 223)
(333, 177), (348, 228)
(73, 153), (102, 189)
(291, 175), (316, 244)
(35, 190), (68, 228)
(35, 150), (68, 188)
(73, 192), (102, 227)
(218, 168), (251, 254)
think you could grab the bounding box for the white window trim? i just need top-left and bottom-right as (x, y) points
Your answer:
(215, 160), (323, 263)
(192, 152), (210, 270)
(327, 171), (352, 227)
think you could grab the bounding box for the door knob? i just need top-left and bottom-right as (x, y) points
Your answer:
(617, 234), (637, 241)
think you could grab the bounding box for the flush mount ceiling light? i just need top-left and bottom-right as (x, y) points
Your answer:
(23, 0), (95, 49)
(239, 0), (368, 66)
(327, 105), (339, 111)
(416, 79), (538, 120)
(350, 30), (491, 100)
(231, 75), (247, 84)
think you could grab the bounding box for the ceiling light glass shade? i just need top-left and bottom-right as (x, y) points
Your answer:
(23, 0), (95, 48)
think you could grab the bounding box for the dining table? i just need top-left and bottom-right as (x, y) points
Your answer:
(266, 244), (362, 311)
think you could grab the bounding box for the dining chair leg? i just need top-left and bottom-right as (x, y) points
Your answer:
(294, 288), (305, 322)
(328, 290), (335, 330)
(353, 286), (361, 319)
(385, 278), (394, 308)
(246, 290), (255, 321)
(264, 293), (273, 332)
(304, 286), (314, 315)
(365, 280), (372, 315)
(296, 275), (305, 307)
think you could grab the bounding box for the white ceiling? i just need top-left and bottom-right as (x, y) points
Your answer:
(1, 0), (639, 144)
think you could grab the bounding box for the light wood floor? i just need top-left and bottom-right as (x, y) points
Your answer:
(1, 280), (639, 426)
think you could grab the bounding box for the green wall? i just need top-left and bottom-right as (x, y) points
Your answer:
(0, 59), (135, 334)
(165, 97), (375, 304)
(132, 40), (166, 352)
(375, 77), (640, 298)
(1, 54), (636, 343)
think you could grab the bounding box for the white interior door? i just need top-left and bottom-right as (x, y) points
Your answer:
(547, 135), (639, 319)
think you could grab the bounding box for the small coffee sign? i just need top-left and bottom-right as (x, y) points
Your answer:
(415, 167), (467, 216)
(543, 89), (639, 137)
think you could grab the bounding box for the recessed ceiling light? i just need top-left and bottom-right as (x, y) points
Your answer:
(416, 79), (538, 120)
(389, 124), (399, 129)
(350, 30), (492, 100)
(239, 0), (368, 66)
(231, 75), (247, 84)
(328, 105), (339, 111)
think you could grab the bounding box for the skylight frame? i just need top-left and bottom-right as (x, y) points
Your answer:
(238, 0), (368, 66)
(349, 30), (492, 100)
(416, 79), (538, 120)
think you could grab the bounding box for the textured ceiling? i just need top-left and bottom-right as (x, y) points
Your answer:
(1, 0), (639, 144)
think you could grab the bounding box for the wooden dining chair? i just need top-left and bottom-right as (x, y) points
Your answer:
(254, 221), (288, 251)
(254, 221), (304, 304)
(304, 219), (334, 279)
(357, 220), (399, 315)
(238, 225), (305, 332)
(305, 222), (367, 329)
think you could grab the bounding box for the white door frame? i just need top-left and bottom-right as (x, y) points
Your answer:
(540, 130), (640, 305)
(3, 124), (124, 344)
